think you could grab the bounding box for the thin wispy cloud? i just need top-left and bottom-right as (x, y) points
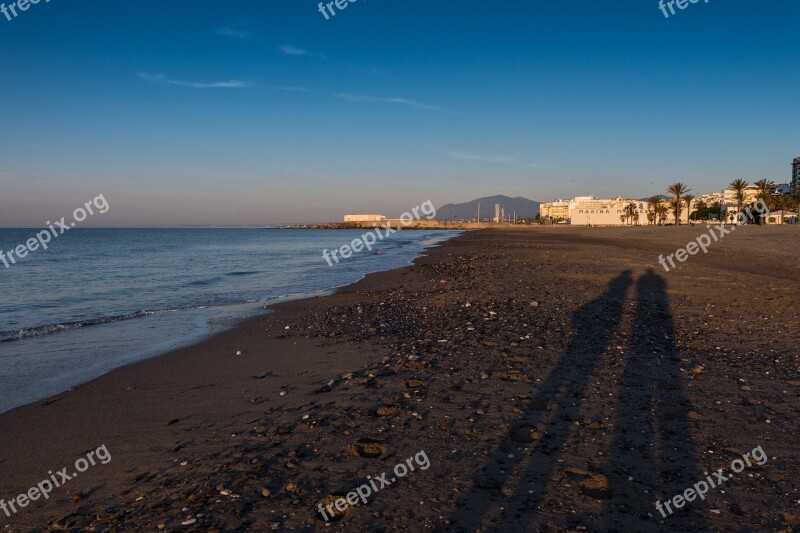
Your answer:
(276, 85), (309, 92)
(446, 151), (514, 163)
(214, 23), (252, 40)
(137, 72), (250, 89)
(280, 45), (311, 56)
(335, 93), (451, 113)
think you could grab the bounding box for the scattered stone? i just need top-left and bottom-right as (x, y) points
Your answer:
(578, 474), (612, 499)
(564, 467), (594, 480)
(494, 371), (529, 382)
(375, 404), (400, 417)
(722, 447), (745, 458)
(511, 422), (543, 443)
(317, 496), (346, 521)
(346, 441), (388, 458)
(476, 476), (503, 491)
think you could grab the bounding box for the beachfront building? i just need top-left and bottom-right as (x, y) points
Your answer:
(344, 214), (386, 222)
(764, 210), (798, 225)
(699, 192), (723, 205)
(722, 185), (760, 206)
(567, 196), (653, 226)
(720, 185), (767, 223)
(792, 157), (800, 191)
(539, 199), (570, 222)
(541, 196), (691, 226)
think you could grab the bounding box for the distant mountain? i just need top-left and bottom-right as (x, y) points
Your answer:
(436, 195), (540, 220)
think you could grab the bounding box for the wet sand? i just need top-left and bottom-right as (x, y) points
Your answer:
(0, 226), (798, 532)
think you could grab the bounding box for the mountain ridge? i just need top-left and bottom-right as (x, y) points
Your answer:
(436, 195), (540, 220)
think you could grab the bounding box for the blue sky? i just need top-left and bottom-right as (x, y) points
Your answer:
(1, 0), (798, 226)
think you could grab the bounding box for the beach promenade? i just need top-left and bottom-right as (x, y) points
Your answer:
(0, 226), (798, 531)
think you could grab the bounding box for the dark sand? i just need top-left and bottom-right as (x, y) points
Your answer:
(1, 226), (798, 532)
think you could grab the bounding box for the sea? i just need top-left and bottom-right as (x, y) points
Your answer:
(0, 228), (456, 414)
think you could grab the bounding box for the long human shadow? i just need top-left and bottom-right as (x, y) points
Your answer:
(601, 269), (708, 531)
(449, 270), (634, 531)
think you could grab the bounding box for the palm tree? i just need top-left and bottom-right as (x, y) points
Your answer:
(729, 179), (749, 224)
(683, 194), (696, 221)
(646, 196), (662, 226)
(667, 183), (691, 225)
(694, 199), (708, 221)
(754, 179), (777, 216)
(773, 195), (789, 224)
(657, 203), (670, 226)
(623, 202), (638, 225)
(754, 179), (774, 199)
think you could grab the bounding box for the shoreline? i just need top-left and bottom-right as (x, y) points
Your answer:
(0, 230), (474, 530)
(1, 226), (798, 531)
(0, 230), (459, 415)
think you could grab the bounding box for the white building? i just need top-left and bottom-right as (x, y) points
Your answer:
(344, 214), (386, 222)
(540, 196), (691, 226)
(567, 196), (651, 226)
(722, 186), (759, 206)
(698, 192), (723, 205)
(765, 210), (798, 225)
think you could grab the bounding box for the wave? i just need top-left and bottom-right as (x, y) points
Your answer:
(188, 271), (261, 286)
(0, 287), (332, 344)
(0, 309), (173, 343)
(0, 231), (460, 345)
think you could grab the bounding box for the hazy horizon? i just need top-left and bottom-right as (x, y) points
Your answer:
(2, 0), (798, 226)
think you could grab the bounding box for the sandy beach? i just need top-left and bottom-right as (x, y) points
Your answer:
(1, 226), (798, 532)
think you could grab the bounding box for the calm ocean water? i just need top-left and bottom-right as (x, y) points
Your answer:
(0, 228), (456, 413)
